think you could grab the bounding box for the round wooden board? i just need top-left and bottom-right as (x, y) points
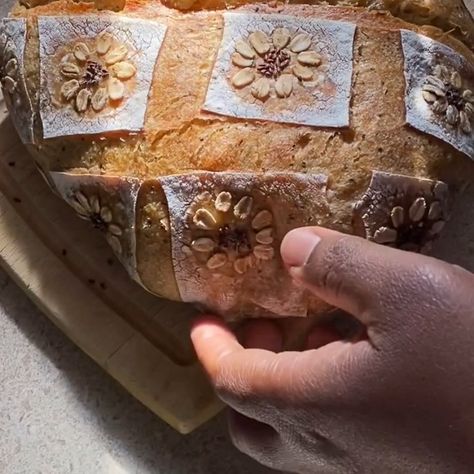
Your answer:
(0, 95), (222, 434)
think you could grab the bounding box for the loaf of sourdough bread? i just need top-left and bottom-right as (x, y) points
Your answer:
(1, 0), (473, 318)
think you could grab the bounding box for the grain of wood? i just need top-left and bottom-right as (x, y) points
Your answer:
(0, 94), (221, 434)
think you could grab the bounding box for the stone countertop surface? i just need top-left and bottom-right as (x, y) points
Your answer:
(0, 268), (275, 474)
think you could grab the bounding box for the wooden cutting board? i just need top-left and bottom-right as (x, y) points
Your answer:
(0, 95), (223, 434)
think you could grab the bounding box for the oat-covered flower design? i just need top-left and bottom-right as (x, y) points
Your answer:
(354, 172), (450, 255)
(69, 191), (124, 255)
(371, 194), (446, 253)
(231, 28), (322, 100)
(186, 191), (275, 274)
(422, 64), (474, 134)
(0, 34), (20, 99)
(58, 31), (136, 114)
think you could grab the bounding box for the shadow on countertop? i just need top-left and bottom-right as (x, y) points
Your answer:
(0, 269), (277, 474)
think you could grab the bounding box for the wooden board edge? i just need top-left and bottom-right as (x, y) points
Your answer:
(0, 190), (222, 434)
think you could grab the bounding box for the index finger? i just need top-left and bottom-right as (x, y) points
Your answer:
(191, 316), (364, 418)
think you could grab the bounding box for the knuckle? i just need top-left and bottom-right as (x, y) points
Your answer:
(229, 428), (281, 469)
(308, 235), (356, 291)
(411, 260), (468, 311)
(213, 366), (235, 399)
(409, 260), (451, 297)
(322, 264), (345, 302)
(214, 361), (253, 406)
(306, 235), (368, 314)
(233, 441), (278, 469)
(212, 355), (237, 398)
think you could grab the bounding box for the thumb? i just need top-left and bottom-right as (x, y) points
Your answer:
(280, 227), (459, 326)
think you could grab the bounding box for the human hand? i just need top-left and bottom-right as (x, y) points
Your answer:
(191, 227), (474, 474)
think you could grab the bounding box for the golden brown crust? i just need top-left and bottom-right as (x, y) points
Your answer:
(383, 0), (474, 51)
(3, 0), (474, 316)
(135, 179), (181, 300)
(23, 5), (474, 181)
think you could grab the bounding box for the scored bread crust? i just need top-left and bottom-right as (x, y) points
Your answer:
(2, 0), (474, 318)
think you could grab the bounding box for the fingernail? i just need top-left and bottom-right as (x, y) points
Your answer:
(281, 228), (321, 268)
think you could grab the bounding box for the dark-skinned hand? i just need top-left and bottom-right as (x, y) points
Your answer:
(191, 227), (474, 473)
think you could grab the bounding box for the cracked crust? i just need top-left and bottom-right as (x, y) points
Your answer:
(2, 0), (474, 316)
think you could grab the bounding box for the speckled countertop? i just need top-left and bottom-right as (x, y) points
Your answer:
(0, 268), (275, 474)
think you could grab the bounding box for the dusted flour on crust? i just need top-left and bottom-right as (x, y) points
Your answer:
(353, 171), (452, 254)
(1, 18), (35, 144)
(203, 13), (356, 128)
(161, 172), (329, 318)
(38, 15), (167, 138)
(1, 0), (473, 318)
(51, 172), (142, 282)
(401, 30), (474, 158)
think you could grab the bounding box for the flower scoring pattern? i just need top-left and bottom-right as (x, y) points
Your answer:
(186, 191), (275, 275)
(370, 195), (446, 253)
(0, 19), (36, 144)
(69, 190), (124, 256)
(58, 32), (136, 114)
(401, 30), (473, 158)
(353, 171), (451, 254)
(231, 28), (322, 100)
(39, 15), (167, 138)
(0, 34), (19, 100)
(204, 14), (355, 128)
(422, 64), (474, 134)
